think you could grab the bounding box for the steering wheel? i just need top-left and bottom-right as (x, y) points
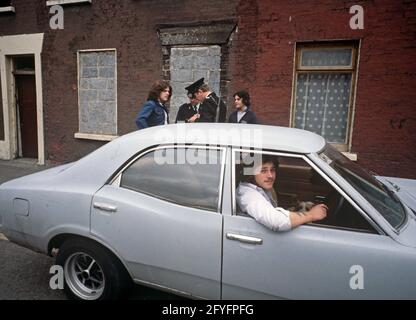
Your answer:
(324, 190), (345, 219)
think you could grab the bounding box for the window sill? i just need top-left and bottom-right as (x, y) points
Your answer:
(74, 132), (118, 141)
(0, 6), (15, 13)
(46, 0), (92, 7)
(342, 152), (358, 161)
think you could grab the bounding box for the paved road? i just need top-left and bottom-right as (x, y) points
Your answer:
(0, 235), (66, 300)
(0, 159), (181, 300)
(0, 158), (48, 184)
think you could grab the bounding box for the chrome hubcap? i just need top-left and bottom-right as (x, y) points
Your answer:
(64, 252), (105, 300)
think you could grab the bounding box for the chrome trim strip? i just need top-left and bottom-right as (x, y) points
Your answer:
(231, 147), (236, 215)
(307, 222), (378, 234)
(110, 174), (121, 187)
(132, 278), (206, 300)
(217, 147), (227, 213)
(93, 202), (117, 213)
(226, 232), (263, 245)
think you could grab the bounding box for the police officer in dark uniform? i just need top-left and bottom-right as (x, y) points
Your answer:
(175, 92), (200, 123)
(184, 78), (227, 123)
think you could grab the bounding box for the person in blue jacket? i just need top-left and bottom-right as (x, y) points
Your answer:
(135, 80), (172, 129)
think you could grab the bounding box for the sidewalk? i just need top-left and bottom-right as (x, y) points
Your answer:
(0, 158), (55, 184)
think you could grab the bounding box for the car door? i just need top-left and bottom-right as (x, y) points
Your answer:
(90, 145), (226, 299)
(222, 149), (416, 299)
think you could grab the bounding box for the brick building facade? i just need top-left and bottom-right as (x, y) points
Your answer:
(229, 0), (416, 178)
(0, 0), (415, 178)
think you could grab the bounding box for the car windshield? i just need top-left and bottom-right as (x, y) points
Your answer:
(319, 145), (406, 230)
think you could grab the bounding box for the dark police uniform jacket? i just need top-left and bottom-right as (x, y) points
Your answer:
(175, 103), (198, 123)
(228, 108), (260, 124)
(198, 92), (227, 123)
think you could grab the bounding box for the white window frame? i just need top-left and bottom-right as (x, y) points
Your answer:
(46, 0), (91, 6)
(290, 41), (360, 154)
(0, 6), (15, 13)
(0, 33), (45, 164)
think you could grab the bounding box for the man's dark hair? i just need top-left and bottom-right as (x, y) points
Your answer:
(147, 80), (172, 102)
(233, 90), (251, 107)
(199, 83), (210, 92)
(239, 153), (279, 184)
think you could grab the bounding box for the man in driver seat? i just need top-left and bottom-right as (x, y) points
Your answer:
(236, 154), (328, 231)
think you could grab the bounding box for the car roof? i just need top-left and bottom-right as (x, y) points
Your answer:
(120, 123), (326, 154)
(38, 123), (325, 191)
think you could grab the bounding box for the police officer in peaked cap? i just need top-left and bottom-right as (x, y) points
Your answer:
(184, 78), (227, 123)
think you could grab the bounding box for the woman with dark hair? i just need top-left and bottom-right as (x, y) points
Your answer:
(135, 80), (172, 129)
(228, 90), (259, 124)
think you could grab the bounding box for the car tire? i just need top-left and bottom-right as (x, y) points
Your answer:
(56, 238), (131, 300)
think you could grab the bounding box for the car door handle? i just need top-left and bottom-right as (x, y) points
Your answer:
(226, 233), (263, 245)
(93, 202), (117, 213)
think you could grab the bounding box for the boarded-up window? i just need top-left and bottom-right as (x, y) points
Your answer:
(78, 50), (117, 135)
(169, 46), (221, 121)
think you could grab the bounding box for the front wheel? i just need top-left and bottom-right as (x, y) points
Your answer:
(56, 238), (130, 300)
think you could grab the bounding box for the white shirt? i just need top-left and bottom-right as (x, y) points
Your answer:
(237, 106), (248, 122)
(163, 110), (168, 125)
(159, 102), (168, 125)
(236, 182), (292, 231)
(194, 103), (200, 113)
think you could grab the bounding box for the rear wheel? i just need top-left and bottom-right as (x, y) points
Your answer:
(56, 238), (130, 300)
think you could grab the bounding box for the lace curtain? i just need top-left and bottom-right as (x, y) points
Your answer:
(294, 72), (352, 143)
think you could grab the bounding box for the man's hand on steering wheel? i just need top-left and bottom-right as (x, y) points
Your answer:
(307, 204), (328, 222)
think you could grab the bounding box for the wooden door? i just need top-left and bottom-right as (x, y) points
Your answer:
(15, 75), (37, 158)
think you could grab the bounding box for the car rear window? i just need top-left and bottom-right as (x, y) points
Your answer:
(121, 147), (223, 212)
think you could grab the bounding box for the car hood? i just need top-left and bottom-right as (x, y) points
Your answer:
(374, 176), (416, 248)
(378, 176), (416, 214)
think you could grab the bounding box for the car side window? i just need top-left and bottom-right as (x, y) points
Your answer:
(234, 151), (377, 233)
(120, 147), (223, 212)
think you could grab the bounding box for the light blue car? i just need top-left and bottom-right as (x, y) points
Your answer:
(1, 123), (415, 300)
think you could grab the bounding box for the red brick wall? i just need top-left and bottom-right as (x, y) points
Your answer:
(0, 0), (238, 163)
(1, 0), (415, 178)
(229, 0), (416, 178)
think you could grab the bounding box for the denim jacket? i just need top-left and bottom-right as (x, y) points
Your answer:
(135, 100), (168, 129)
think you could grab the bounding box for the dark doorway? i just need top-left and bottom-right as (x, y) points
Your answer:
(0, 1), (12, 7)
(15, 74), (37, 158)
